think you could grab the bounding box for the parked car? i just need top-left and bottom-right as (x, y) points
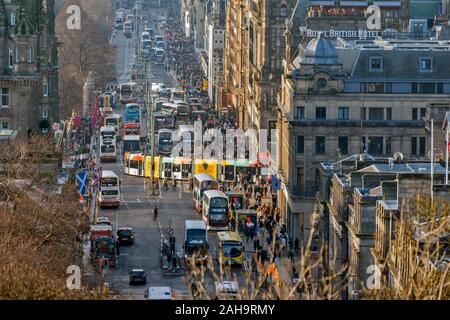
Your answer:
(129, 267), (147, 285)
(117, 227), (135, 245)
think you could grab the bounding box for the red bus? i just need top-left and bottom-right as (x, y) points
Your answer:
(124, 122), (140, 136)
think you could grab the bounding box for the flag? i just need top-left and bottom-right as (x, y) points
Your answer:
(76, 170), (88, 196)
(272, 175), (281, 191)
(91, 167), (102, 193)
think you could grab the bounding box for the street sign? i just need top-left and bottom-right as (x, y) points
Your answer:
(166, 227), (174, 236)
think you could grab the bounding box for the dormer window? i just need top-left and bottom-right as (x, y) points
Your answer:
(419, 57), (432, 72)
(317, 77), (327, 88)
(369, 57), (383, 72)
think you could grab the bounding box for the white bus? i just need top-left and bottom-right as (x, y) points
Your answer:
(171, 88), (185, 102)
(123, 135), (141, 154)
(100, 140), (117, 162)
(100, 125), (116, 141)
(193, 173), (219, 213)
(98, 170), (120, 208)
(104, 114), (122, 134)
(202, 190), (229, 231)
(119, 82), (139, 104)
(184, 220), (208, 263)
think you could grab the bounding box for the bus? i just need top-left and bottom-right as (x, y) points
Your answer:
(173, 101), (189, 124)
(124, 152), (144, 176)
(171, 88), (185, 102)
(100, 125), (116, 141)
(184, 220), (208, 264)
(157, 129), (173, 156)
(124, 103), (141, 123)
(193, 173), (219, 213)
(124, 122), (140, 136)
(202, 190), (229, 231)
(114, 10), (124, 30)
(154, 48), (165, 65)
(217, 231), (243, 266)
(119, 82), (139, 104)
(153, 97), (167, 112)
(98, 170), (120, 208)
(100, 140), (117, 162)
(123, 135), (141, 154)
(154, 112), (174, 130)
(104, 114), (122, 133)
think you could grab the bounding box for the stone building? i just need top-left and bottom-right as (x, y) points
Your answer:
(0, 0), (59, 135)
(275, 34), (450, 249)
(317, 158), (447, 299)
(224, 0), (297, 129)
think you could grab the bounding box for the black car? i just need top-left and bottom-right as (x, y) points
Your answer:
(129, 268), (147, 285)
(117, 227), (135, 245)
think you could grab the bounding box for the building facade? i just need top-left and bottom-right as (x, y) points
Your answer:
(0, 0), (59, 135)
(224, 0), (297, 129)
(275, 34), (450, 249)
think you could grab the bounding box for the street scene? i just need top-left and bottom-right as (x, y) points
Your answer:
(0, 0), (449, 303)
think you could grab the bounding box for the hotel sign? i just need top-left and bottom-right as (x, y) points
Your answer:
(307, 29), (381, 39)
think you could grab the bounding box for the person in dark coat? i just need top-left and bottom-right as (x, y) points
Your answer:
(294, 238), (300, 253)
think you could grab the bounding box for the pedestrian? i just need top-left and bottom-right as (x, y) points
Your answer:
(253, 238), (258, 252)
(263, 185), (268, 198)
(288, 248), (295, 264)
(294, 238), (299, 253)
(115, 241), (120, 255)
(153, 206), (159, 221)
(288, 238), (293, 250)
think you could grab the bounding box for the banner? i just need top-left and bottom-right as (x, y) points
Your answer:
(76, 170), (88, 196)
(271, 175), (281, 191)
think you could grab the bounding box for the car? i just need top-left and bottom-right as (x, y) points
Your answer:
(95, 216), (112, 226)
(117, 227), (135, 245)
(129, 267), (147, 285)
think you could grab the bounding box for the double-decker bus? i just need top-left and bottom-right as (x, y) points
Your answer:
(100, 125), (116, 141)
(202, 190), (229, 231)
(171, 88), (185, 102)
(100, 140), (117, 162)
(184, 220), (208, 264)
(154, 112), (174, 131)
(193, 173), (219, 213)
(153, 97), (167, 112)
(123, 135), (141, 154)
(104, 114), (122, 133)
(119, 82), (139, 104)
(98, 171), (120, 208)
(124, 103), (141, 123)
(157, 129), (173, 156)
(124, 122), (140, 136)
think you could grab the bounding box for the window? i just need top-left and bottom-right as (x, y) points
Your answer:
(368, 136), (384, 155)
(28, 46), (33, 63)
(411, 137), (417, 155)
(10, 11), (16, 26)
(412, 108), (418, 120)
(369, 57), (383, 71)
(295, 106), (305, 119)
(338, 107), (349, 120)
(297, 167), (304, 194)
(419, 137), (426, 156)
(42, 109), (48, 119)
(369, 108), (384, 120)
(297, 136), (304, 154)
(419, 57), (432, 72)
(316, 107), (326, 120)
(8, 48), (13, 68)
(419, 83), (435, 94)
(1, 88), (9, 107)
(43, 77), (48, 96)
(316, 136), (325, 154)
(367, 82), (384, 93)
(386, 108), (392, 120)
(420, 108), (426, 120)
(411, 82), (418, 93)
(338, 136), (348, 155)
(280, 4), (288, 17)
(386, 82), (392, 93)
(386, 136), (392, 156)
(2, 121), (9, 129)
(437, 83), (443, 94)
(317, 78), (327, 88)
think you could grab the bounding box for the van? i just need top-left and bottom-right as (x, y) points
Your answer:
(145, 286), (172, 300)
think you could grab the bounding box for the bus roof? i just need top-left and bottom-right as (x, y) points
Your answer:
(203, 189), (227, 199)
(106, 113), (121, 119)
(146, 287), (172, 300)
(102, 170), (118, 178)
(217, 231), (242, 243)
(158, 128), (172, 134)
(125, 103), (139, 107)
(123, 135), (140, 141)
(185, 220), (206, 230)
(193, 173), (216, 182)
(121, 82), (137, 87)
(100, 125), (116, 131)
(124, 122), (140, 128)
